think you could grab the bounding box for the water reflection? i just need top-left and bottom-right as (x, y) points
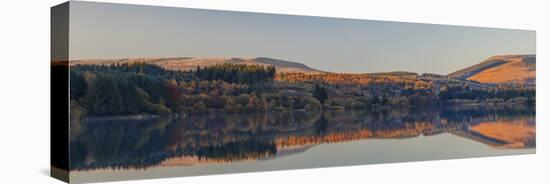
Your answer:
(70, 106), (535, 171)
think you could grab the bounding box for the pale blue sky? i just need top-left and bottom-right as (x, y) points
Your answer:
(69, 1), (535, 74)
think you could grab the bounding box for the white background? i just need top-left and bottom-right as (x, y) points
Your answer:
(0, 0), (548, 183)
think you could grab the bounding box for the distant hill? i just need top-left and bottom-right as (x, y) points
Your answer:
(70, 57), (321, 73)
(448, 55), (535, 84)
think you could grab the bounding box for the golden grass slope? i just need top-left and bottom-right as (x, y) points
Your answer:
(449, 55), (535, 84)
(468, 55), (535, 84)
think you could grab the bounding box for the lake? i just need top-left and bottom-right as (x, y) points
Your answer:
(69, 106), (535, 183)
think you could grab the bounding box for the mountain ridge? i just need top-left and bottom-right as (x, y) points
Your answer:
(70, 54), (536, 85)
(70, 57), (321, 73)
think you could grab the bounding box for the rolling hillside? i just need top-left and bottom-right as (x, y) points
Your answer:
(70, 57), (321, 73)
(448, 55), (536, 84)
(71, 54), (536, 85)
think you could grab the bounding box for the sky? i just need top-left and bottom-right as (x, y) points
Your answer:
(68, 1), (535, 75)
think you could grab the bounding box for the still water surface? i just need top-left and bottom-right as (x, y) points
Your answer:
(70, 107), (535, 183)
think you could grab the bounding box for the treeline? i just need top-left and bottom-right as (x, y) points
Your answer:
(278, 72), (420, 85)
(71, 63), (260, 117)
(323, 93), (438, 112)
(70, 63), (288, 119)
(322, 84), (535, 112)
(168, 83), (324, 114)
(69, 62), (535, 120)
(196, 63), (276, 84)
(439, 86), (536, 104)
(72, 62), (193, 81)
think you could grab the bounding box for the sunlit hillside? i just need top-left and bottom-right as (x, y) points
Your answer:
(448, 55), (535, 84)
(70, 57), (320, 73)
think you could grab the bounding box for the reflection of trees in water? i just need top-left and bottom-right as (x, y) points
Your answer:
(441, 105), (535, 124)
(70, 106), (535, 171)
(314, 112), (328, 135)
(70, 116), (173, 170)
(195, 139), (277, 161)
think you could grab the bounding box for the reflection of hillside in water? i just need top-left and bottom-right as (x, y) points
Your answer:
(70, 106), (535, 171)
